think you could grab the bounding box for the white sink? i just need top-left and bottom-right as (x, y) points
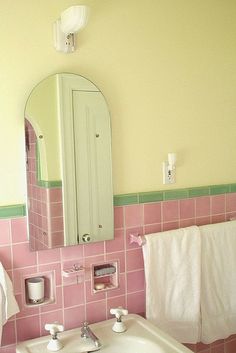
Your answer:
(16, 314), (192, 353)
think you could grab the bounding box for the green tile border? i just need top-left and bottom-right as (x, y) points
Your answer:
(37, 180), (62, 188)
(0, 204), (26, 219)
(139, 191), (163, 203)
(164, 189), (189, 201)
(114, 194), (139, 206)
(113, 183), (236, 206)
(2, 183), (236, 217)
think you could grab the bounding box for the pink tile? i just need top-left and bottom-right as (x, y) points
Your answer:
(196, 342), (210, 351)
(107, 273), (126, 298)
(64, 305), (85, 330)
(125, 204), (143, 227)
(126, 248), (144, 271)
(38, 263), (62, 286)
(16, 315), (40, 341)
(212, 214), (226, 224)
(114, 207), (124, 229)
(85, 281), (106, 302)
(211, 195), (225, 215)
(225, 339), (236, 353)
(84, 241), (104, 257)
(184, 343), (196, 352)
(107, 295), (126, 318)
(15, 293), (40, 318)
(105, 229), (124, 253)
(49, 203), (63, 217)
(84, 256), (105, 278)
(1, 320), (16, 346)
(40, 286), (63, 313)
(61, 244), (84, 260)
(225, 334), (236, 342)
(210, 344), (224, 353)
(226, 212), (236, 221)
(226, 193), (236, 212)
(144, 203), (161, 225)
(163, 200), (179, 222)
(12, 243), (37, 268)
(40, 310), (64, 335)
(11, 217), (28, 243)
(0, 219), (11, 245)
(127, 270), (145, 293)
(50, 217), (64, 232)
(163, 221), (179, 231)
(195, 216), (211, 226)
(196, 196), (210, 217)
(41, 188), (49, 203)
(144, 223), (162, 234)
(211, 339), (224, 346)
(127, 291), (145, 315)
(48, 188), (62, 202)
(38, 248), (61, 264)
(13, 266), (37, 294)
(105, 251), (125, 273)
(63, 283), (85, 307)
(0, 246), (12, 269)
(179, 218), (196, 228)
(86, 300), (107, 323)
(51, 232), (64, 247)
(180, 199), (195, 219)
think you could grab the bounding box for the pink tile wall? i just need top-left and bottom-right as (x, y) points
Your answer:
(1, 192), (236, 352)
(25, 120), (64, 250)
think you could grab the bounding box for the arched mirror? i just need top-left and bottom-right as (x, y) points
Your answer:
(25, 73), (114, 251)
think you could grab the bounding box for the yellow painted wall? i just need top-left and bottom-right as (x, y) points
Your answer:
(1, 0), (236, 205)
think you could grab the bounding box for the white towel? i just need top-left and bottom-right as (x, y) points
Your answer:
(142, 226), (201, 344)
(0, 262), (19, 343)
(200, 220), (236, 343)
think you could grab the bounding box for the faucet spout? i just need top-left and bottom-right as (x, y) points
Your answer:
(81, 322), (102, 349)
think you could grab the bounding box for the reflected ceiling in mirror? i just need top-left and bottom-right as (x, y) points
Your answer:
(25, 73), (114, 251)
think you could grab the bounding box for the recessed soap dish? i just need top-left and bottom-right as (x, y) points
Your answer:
(94, 264), (116, 277)
(92, 261), (118, 293)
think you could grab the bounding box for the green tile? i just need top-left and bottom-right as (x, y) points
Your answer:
(139, 191), (163, 203)
(188, 187), (210, 198)
(210, 184), (230, 195)
(38, 180), (62, 188)
(113, 194), (139, 206)
(164, 189), (189, 201)
(229, 184), (236, 193)
(0, 204), (26, 218)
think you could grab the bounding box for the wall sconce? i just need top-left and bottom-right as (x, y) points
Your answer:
(163, 153), (177, 184)
(53, 5), (89, 53)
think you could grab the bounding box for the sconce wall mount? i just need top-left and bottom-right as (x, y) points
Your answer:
(53, 5), (89, 53)
(163, 153), (177, 184)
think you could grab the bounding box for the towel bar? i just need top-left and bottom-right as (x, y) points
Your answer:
(130, 219), (236, 247)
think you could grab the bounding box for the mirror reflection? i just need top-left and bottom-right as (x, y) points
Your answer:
(25, 73), (114, 251)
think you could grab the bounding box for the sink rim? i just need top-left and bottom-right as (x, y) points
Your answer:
(16, 314), (193, 353)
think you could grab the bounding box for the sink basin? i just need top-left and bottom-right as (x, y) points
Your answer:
(16, 314), (192, 353)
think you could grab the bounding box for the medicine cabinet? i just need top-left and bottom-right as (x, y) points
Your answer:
(25, 73), (114, 250)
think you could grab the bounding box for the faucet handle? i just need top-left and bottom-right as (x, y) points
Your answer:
(110, 307), (128, 333)
(45, 322), (64, 337)
(45, 323), (64, 351)
(110, 307), (128, 321)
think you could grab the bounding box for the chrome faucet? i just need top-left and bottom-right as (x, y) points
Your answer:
(81, 322), (102, 349)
